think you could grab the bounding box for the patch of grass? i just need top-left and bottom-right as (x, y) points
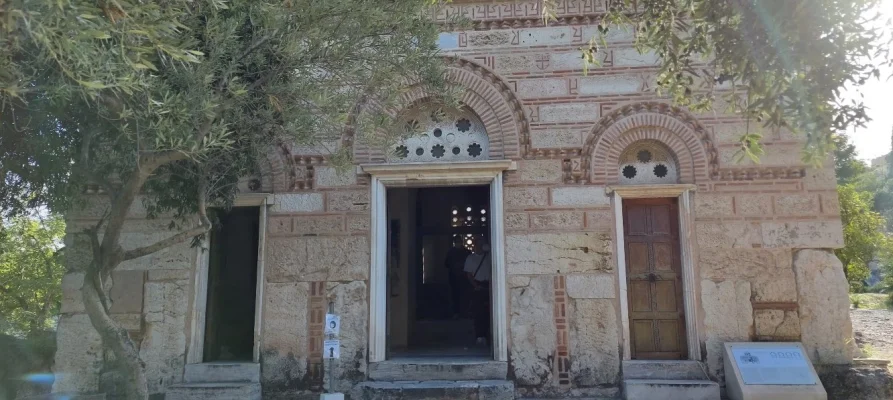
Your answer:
(849, 293), (893, 310)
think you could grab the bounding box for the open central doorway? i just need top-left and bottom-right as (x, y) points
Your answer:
(386, 185), (492, 359)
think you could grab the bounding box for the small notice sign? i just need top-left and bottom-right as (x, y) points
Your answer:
(324, 314), (340, 336)
(323, 339), (340, 359)
(730, 345), (816, 385)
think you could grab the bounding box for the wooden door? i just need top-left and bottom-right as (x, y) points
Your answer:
(623, 198), (687, 360)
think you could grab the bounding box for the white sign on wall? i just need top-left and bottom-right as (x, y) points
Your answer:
(325, 314), (340, 336)
(730, 345), (816, 385)
(323, 339), (340, 359)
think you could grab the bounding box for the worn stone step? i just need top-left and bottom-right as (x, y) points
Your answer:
(622, 360), (709, 380)
(354, 379), (513, 400)
(166, 382), (261, 400)
(368, 360), (507, 381)
(184, 362), (260, 383)
(623, 379), (720, 400)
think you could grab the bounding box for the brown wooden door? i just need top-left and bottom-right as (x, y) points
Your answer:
(623, 198), (687, 360)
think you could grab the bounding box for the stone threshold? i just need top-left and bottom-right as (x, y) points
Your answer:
(368, 359), (507, 381)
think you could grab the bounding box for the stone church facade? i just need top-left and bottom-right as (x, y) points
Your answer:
(54, 1), (854, 399)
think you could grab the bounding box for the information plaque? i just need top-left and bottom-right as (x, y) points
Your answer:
(723, 342), (826, 400)
(730, 345), (816, 385)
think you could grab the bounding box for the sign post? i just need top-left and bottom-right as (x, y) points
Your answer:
(320, 312), (344, 400)
(723, 342), (827, 400)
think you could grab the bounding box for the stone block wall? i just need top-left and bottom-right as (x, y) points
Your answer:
(55, 196), (195, 397)
(53, 1), (853, 398)
(261, 181), (371, 397)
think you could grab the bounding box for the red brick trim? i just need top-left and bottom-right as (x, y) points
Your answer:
(257, 144), (302, 192)
(579, 102), (719, 185)
(355, 56), (528, 162)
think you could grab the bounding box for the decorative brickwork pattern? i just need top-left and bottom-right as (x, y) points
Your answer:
(580, 102), (718, 185)
(434, 0), (610, 30)
(553, 275), (571, 386)
(355, 57), (527, 163)
(307, 282), (326, 390)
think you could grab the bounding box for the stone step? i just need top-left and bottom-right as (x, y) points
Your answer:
(354, 380), (513, 400)
(622, 360), (709, 380)
(623, 379), (720, 400)
(184, 362), (260, 383)
(368, 360), (507, 381)
(166, 382), (261, 400)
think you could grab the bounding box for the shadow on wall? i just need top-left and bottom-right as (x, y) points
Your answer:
(0, 332), (56, 400)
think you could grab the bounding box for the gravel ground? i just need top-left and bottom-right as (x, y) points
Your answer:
(851, 308), (893, 360)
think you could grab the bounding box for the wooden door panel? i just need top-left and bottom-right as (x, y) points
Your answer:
(653, 242), (673, 271)
(654, 281), (678, 312)
(651, 205), (672, 235)
(657, 320), (681, 352)
(627, 242), (649, 274)
(625, 206), (648, 235)
(632, 320), (655, 352)
(629, 281), (652, 312)
(623, 198), (687, 360)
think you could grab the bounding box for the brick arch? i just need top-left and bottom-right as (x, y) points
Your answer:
(582, 102), (719, 184)
(255, 143), (300, 192)
(354, 56), (528, 162)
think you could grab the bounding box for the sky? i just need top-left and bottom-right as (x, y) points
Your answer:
(844, 0), (893, 162)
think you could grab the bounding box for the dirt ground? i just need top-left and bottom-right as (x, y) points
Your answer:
(851, 308), (893, 360)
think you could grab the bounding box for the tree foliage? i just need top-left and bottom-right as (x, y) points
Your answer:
(836, 184), (893, 290)
(0, 215), (65, 338)
(1, 1), (449, 398)
(544, 0), (892, 163)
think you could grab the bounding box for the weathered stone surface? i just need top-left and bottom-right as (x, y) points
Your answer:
(505, 212), (529, 230)
(699, 248), (781, 279)
(793, 249), (855, 364)
(367, 360), (507, 381)
(623, 379), (719, 400)
(509, 276), (555, 386)
(752, 267), (798, 302)
(272, 194), (324, 213)
(506, 233), (612, 274)
(140, 280), (189, 393)
(314, 166), (357, 187)
(109, 270), (145, 314)
(701, 280), (753, 379)
(566, 274), (615, 299)
(754, 310), (801, 339)
(578, 75), (643, 96)
(262, 282), (309, 392)
(52, 314), (103, 393)
(585, 209), (613, 231)
(612, 48), (659, 67)
(539, 103), (600, 123)
(508, 275), (531, 288)
(710, 122), (752, 144)
(519, 159), (563, 183)
(529, 211), (584, 230)
(504, 187), (548, 208)
(817, 365), (893, 400)
(529, 128), (584, 149)
(696, 222), (761, 249)
(61, 273), (85, 313)
(517, 78), (566, 98)
(267, 236), (369, 282)
(268, 216), (292, 235)
(550, 186), (610, 207)
(327, 190), (370, 212)
(292, 215), (344, 234)
(821, 192), (841, 214)
(326, 281), (367, 392)
(735, 194), (773, 216)
(569, 299), (620, 386)
(147, 269), (191, 281)
(774, 194), (820, 216)
(695, 194), (734, 218)
(346, 214), (370, 232)
(719, 144), (803, 166)
(761, 220), (844, 248)
(110, 313), (142, 331)
(803, 168), (838, 190)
